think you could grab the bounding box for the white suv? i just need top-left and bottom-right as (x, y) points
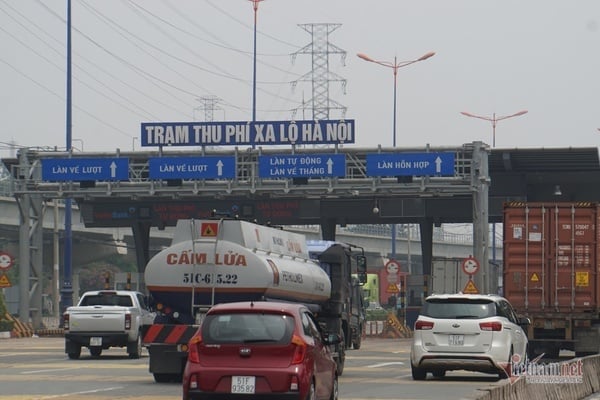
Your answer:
(410, 293), (529, 380)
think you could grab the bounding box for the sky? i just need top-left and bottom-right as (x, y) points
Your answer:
(1, 0), (599, 159)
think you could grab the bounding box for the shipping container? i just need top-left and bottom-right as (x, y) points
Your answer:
(431, 257), (471, 295)
(503, 202), (600, 357)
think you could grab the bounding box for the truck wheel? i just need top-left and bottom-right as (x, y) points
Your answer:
(89, 347), (102, 357)
(153, 373), (179, 383)
(352, 331), (362, 350)
(153, 373), (171, 383)
(65, 340), (81, 360)
(335, 343), (345, 376)
(128, 334), (142, 359)
(546, 347), (560, 359)
(67, 349), (81, 360)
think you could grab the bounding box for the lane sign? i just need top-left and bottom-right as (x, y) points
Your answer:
(462, 256), (480, 275)
(41, 158), (129, 181)
(0, 251), (13, 270)
(366, 152), (455, 177)
(258, 154), (345, 178)
(148, 156), (235, 179)
(463, 279), (479, 294)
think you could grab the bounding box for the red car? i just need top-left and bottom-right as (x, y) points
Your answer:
(182, 301), (340, 400)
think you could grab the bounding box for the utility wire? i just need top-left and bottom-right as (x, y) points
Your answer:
(7, 0), (192, 116)
(206, 0), (300, 48)
(0, 57), (133, 138)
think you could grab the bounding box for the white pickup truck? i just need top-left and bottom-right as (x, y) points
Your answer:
(63, 290), (155, 359)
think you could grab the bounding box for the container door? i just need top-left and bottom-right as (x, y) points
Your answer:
(503, 204), (549, 312)
(548, 204), (597, 311)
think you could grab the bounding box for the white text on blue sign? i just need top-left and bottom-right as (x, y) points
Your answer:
(258, 154), (346, 178)
(140, 120), (355, 147)
(148, 156), (235, 179)
(41, 158), (129, 181)
(366, 153), (455, 176)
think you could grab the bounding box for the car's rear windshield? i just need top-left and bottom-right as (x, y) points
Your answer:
(201, 312), (295, 344)
(421, 298), (495, 319)
(79, 294), (133, 307)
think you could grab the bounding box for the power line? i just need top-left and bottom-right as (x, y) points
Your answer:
(291, 23), (348, 120)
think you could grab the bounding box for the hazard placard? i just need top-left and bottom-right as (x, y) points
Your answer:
(386, 283), (399, 293)
(576, 271), (589, 287)
(530, 273), (539, 282)
(463, 279), (479, 294)
(0, 273), (11, 288)
(200, 222), (218, 237)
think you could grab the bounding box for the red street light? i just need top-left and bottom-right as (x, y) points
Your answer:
(358, 50), (435, 263)
(357, 51), (436, 147)
(460, 110), (528, 148)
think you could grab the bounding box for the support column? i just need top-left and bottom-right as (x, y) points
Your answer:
(320, 218), (337, 241)
(419, 220), (433, 276)
(471, 142), (490, 294)
(16, 192), (44, 329)
(17, 194), (30, 324)
(132, 221), (152, 274)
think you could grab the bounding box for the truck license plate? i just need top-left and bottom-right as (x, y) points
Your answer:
(448, 334), (464, 346)
(231, 376), (255, 394)
(90, 337), (102, 346)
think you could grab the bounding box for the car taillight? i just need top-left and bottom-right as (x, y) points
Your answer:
(415, 320), (434, 330)
(124, 313), (131, 330)
(63, 314), (69, 331)
(188, 334), (203, 364)
(479, 321), (502, 331)
(291, 334), (307, 364)
(290, 375), (299, 391)
(189, 374), (199, 390)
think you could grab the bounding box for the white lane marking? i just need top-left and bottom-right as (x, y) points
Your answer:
(367, 361), (405, 368)
(22, 367), (80, 374)
(34, 386), (124, 399)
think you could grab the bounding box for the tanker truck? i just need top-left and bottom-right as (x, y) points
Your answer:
(142, 218), (367, 383)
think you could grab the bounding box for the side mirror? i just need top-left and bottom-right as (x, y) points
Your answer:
(356, 255), (367, 284)
(519, 316), (531, 326)
(323, 333), (342, 345)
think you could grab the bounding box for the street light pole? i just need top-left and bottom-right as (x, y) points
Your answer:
(357, 52), (435, 148)
(460, 109), (528, 285)
(249, 0), (263, 124)
(460, 110), (528, 148)
(357, 51), (435, 262)
(61, 0), (74, 319)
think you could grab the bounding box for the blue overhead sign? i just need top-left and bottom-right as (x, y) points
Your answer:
(259, 154), (346, 178)
(41, 158), (129, 182)
(366, 152), (455, 176)
(148, 156), (235, 179)
(140, 119), (355, 147)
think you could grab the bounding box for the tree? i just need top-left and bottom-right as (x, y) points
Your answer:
(0, 290), (14, 332)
